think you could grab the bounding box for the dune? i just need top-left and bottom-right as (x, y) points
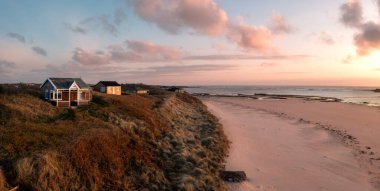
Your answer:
(201, 96), (380, 191)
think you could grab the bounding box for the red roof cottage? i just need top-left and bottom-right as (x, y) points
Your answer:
(40, 78), (92, 107)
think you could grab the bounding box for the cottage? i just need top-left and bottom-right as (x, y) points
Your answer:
(40, 78), (92, 107)
(167, 86), (185, 93)
(93, 81), (121, 95)
(125, 87), (150, 95)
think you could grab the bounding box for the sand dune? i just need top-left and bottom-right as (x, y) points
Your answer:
(202, 97), (380, 191)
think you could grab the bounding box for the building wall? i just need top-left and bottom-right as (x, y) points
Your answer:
(137, 90), (149, 94)
(40, 81), (55, 100)
(93, 83), (106, 93)
(106, 86), (121, 95)
(57, 101), (70, 107)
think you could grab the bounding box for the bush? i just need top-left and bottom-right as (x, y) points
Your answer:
(91, 95), (108, 107)
(0, 168), (8, 191)
(56, 108), (76, 121)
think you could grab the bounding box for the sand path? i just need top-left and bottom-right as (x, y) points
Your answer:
(203, 97), (378, 191)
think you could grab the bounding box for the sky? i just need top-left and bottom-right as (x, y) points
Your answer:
(0, 0), (380, 86)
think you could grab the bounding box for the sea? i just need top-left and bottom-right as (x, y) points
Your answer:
(184, 86), (380, 107)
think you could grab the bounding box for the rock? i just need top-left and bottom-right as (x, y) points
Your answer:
(221, 171), (247, 182)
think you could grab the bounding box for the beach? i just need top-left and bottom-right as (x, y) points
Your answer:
(201, 96), (380, 191)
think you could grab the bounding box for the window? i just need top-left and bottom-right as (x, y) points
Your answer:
(57, 91), (62, 100)
(80, 92), (86, 100)
(45, 89), (49, 99)
(50, 92), (54, 99)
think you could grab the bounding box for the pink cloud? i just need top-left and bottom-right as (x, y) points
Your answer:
(176, 0), (229, 36)
(342, 55), (354, 64)
(318, 32), (335, 45)
(227, 23), (274, 53)
(340, 0), (380, 56)
(269, 12), (295, 34)
(353, 22), (380, 56)
(72, 48), (111, 65)
(126, 40), (184, 60)
(212, 43), (225, 52)
(129, 0), (228, 35)
(340, 0), (363, 28)
(72, 40), (186, 65)
(127, 0), (292, 53)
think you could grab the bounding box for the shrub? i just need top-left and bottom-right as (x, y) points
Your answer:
(56, 108), (76, 121)
(0, 168), (8, 191)
(91, 95), (108, 107)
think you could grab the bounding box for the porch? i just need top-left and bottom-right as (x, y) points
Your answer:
(55, 89), (91, 107)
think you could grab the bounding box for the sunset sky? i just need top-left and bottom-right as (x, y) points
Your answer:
(1, 0), (380, 86)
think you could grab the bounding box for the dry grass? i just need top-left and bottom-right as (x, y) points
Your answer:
(0, 85), (229, 191)
(0, 168), (8, 191)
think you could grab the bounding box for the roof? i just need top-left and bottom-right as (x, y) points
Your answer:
(97, 81), (120, 87)
(44, 78), (90, 89)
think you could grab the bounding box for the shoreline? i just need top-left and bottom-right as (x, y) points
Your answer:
(201, 96), (380, 191)
(193, 93), (380, 107)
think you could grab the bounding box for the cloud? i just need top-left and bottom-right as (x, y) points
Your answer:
(109, 46), (143, 63)
(127, 0), (293, 52)
(64, 22), (87, 34)
(134, 64), (235, 76)
(114, 9), (127, 26)
(109, 40), (186, 63)
(0, 60), (16, 75)
(64, 9), (126, 36)
(31, 46), (47, 56)
(340, 0), (380, 56)
(212, 43), (225, 52)
(128, 0), (228, 35)
(98, 15), (118, 36)
(6, 32), (26, 43)
(342, 55), (354, 64)
(72, 48), (111, 65)
(269, 12), (295, 34)
(227, 23), (274, 52)
(184, 54), (310, 60)
(260, 62), (277, 67)
(318, 32), (335, 45)
(126, 40), (184, 60)
(340, 0), (363, 28)
(353, 22), (380, 56)
(72, 40), (185, 65)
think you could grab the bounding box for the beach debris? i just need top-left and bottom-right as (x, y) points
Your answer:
(221, 171), (247, 182)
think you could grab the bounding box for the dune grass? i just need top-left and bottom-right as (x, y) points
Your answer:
(0, 84), (229, 191)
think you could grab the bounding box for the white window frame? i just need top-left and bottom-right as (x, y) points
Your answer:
(56, 91), (62, 100)
(50, 90), (55, 100)
(80, 91), (86, 100)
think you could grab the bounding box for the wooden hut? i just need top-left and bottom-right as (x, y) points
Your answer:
(93, 81), (121, 95)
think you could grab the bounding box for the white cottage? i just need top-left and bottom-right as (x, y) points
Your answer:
(40, 78), (92, 107)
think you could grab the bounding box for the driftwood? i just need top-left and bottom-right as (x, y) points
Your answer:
(221, 171), (247, 182)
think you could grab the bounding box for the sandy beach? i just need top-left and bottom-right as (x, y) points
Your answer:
(202, 96), (380, 191)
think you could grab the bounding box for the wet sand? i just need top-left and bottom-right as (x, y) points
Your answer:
(202, 97), (380, 191)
